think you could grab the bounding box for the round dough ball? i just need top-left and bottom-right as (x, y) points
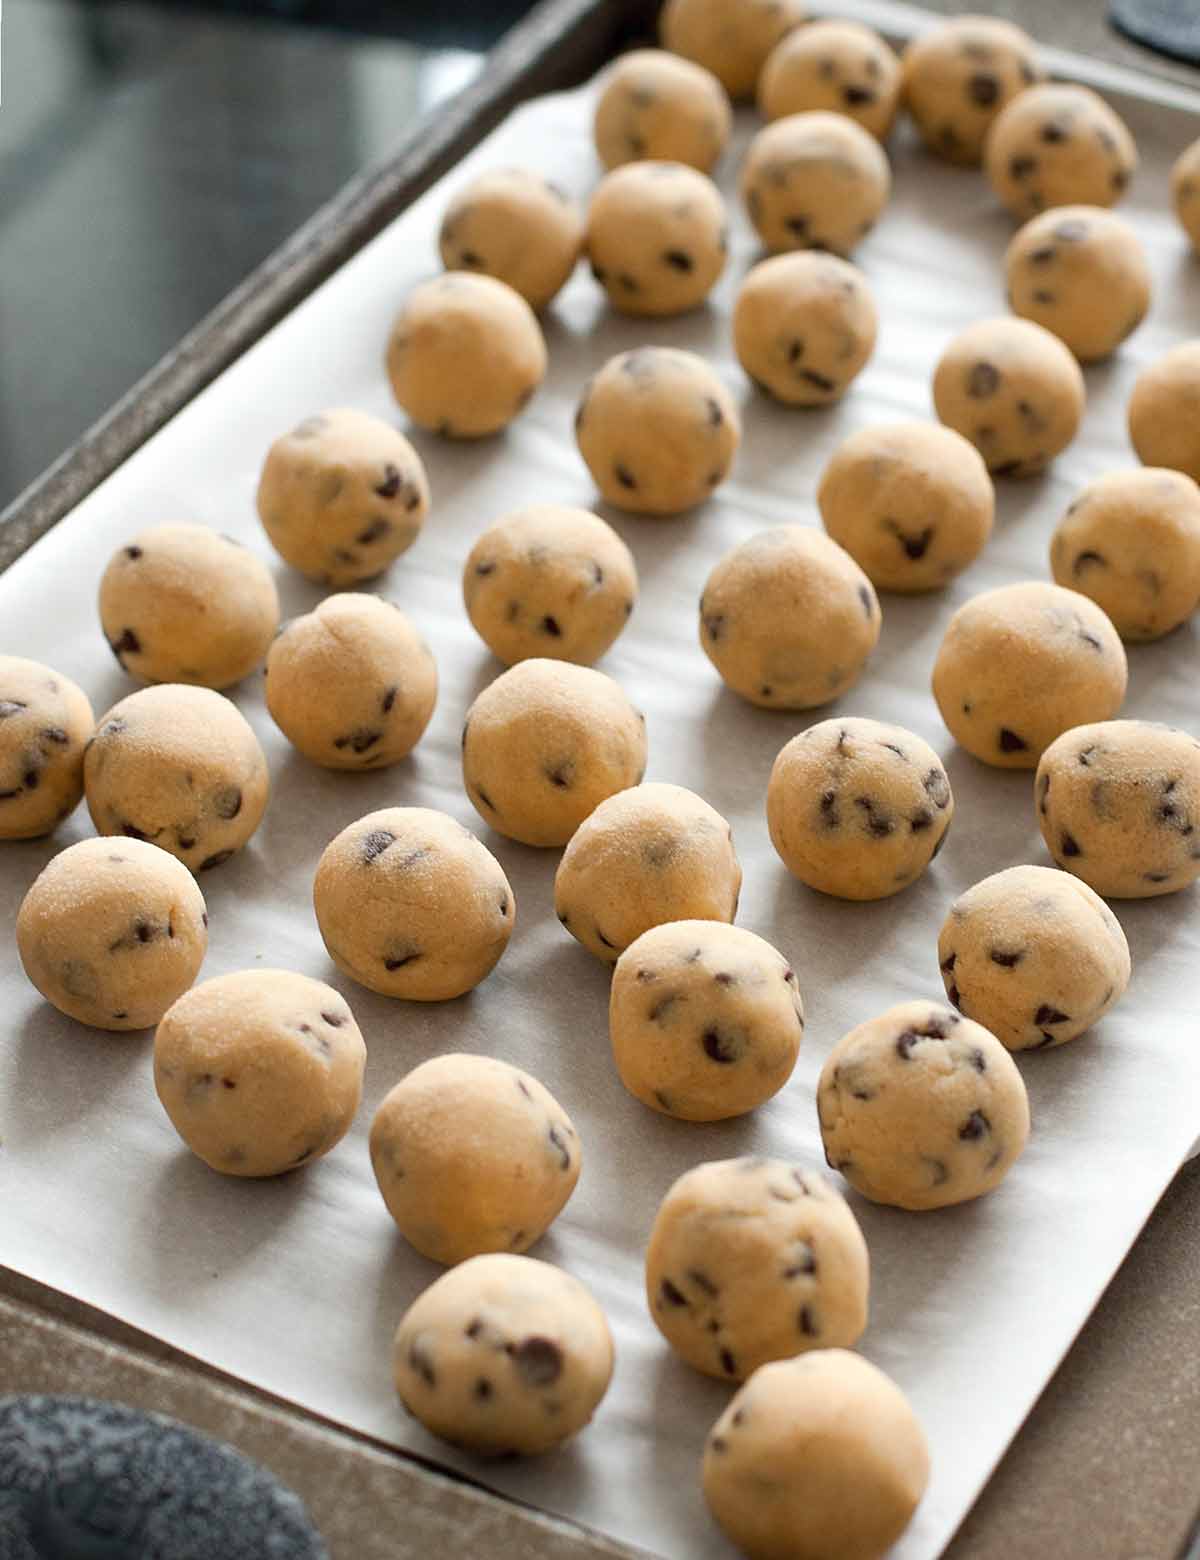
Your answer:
(767, 717), (954, 901)
(1049, 468), (1200, 641)
(0, 657), (93, 840)
(369, 1055), (580, 1264)
(818, 999), (1031, 1211)
(256, 407), (430, 587)
(901, 15), (1043, 166)
(574, 347), (739, 515)
(1170, 137), (1200, 252)
(932, 581), (1126, 769)
(932, 316), (1085, 477)
(733, 251), (877, 407)
(438, 168), (583, 310)
(83, 685), (269, 872)
(740, 112), (891, 258)
(392, 1254), (613, 1455)
(554, 782), (741, 962)
(700, 527), (881, 710)
(154, 969), (365, 1177)
(645, 1159), (866, 1379)
(1036, 719), (1200, 898)
(313, 807), (514, 1000)
(265, 594), (437, 768)
(818, 421), (994, 592)
(938, 864), (1131, 1051)
(984, 84), (1137, 220)
(1128, 342), (1200, 484)
(16, 838), (208, 1031)
(585, 161), (727, 317)
(759, 21), (902, 141)
(593, 49), (732, 172)
(659, 0), (805, 100)
(462, 659), (646, 847)
(703, 1351), (930, 1560)
(385, 273), (547, 438)
(463, 504), (638, 667)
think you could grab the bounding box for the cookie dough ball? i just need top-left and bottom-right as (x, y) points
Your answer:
(734, 252), (877, 406)
(370, 1055), (580, 1264)
(0, 657), (93, 840)
(585, 162), (727, 317)
(555, 783), (741, 962)
(1049, 468), (1200, 641)
(265, 594), (437, 768)
(818, 422), (994, 591)
(932, 316), (1085, 477)
(593, 49), (732, 173)
(985, 84), (1137, 220)
(438, 168), (583, 310)
(1128, 342), (1200, 483)
(700, 527), (881, 710)
(703, 1351), (930, 1560)
(17, 838), (208, 1031)
(385, 273), (547, 438)
(574, 347), (739, 515)
(741, 112), (890, 259)
(1037, 719), (1200, 898)
(313, 807), (514, 1000)
(759, 21), (902, 142)
(84, 685), (269, 871)
(1171, 138), (1200, 252)
(659, 0), (804, 99)
(392, 1254), (613, 1455)
(154, 969), (365, 1177)
(938, 864), (1131, 1051)
(256, 407), (430, 587)
(768, 718), (954, 901)
(901, 15), (1042, 166)
(818, 1000), (1030, 1210)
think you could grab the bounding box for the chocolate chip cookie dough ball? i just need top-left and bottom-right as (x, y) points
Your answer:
(256, 408), (430, 587)
(1171, 138), (1200, 253)
(740, 112), (891, 257)
(818, 1000), (1030, 1210)
(462, 659), (646, 847)
(393, 1254), (613, 1455)
(574, 347), (739, 515)
(385, 274), (547, 438)
(611, 922), (802, 1120)
(985, 84), (1137, 220)
(1037, 720), (1200, 898)
(555, 783), (740, 963)
(593, 49), (732, 173)
(733, 252), (877, 406)
(438, 168), (583, 310)
(585, 162), (727, 317)
(659, 0), (805, 100)
(938, 864), (1131, 1051)
(17, 838), (208, 1031)
(901, 15), (1042, 166)
(932, 581), (1126, 769)
(932, 316), (1085, 477)
(703, 1352), (930, 1560)
(0, 657), (93, 840)
(370, 1055), (580, 1264)
(84, 685), (269, 871)
(759, 21), (902, 142)
(313, 807), (514, 1000)
(700, 527), (881, 710)
(1128, 343), (1200, 484)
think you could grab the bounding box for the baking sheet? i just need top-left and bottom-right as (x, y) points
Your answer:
(2, 13), (1200, 1558)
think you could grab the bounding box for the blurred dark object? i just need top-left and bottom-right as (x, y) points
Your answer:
(1111, 0), (1200, 65)
(134, 0), (539, 48)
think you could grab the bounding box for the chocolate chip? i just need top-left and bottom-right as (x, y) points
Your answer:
(959, 1109), (990, 1140)
(1041, 121), (1067, 144)
(703, 612), (725, 641)
(122, 821), (148, 840)
(967, 71), (999, 106)
(361, 829), (396, 863)
(802, 369), (836, 392)
(660, 1277), (688, 1307)
(900, 526), (933, 560)
(548, 1124), (571, 1170)
(109, 628), (141, 663)
(784, 1242), (817, 1279)
(1078, 629), (1102, 651)
(719, 1349), (737, 1376)
(1032, 289), (1055, 305)
(991, 459), (1024, 477)
(701, 1026), (744, 1064)
(1029, 245), (1056, 264)
(1034, 1004), (1070, 1026)
(545, 762), (573, 789)
(688, 1268), (719, 1297)
(384, 947), (421, 970)
(910, 808), (933, 832)
(213, 786), (242, 820)
(710, 1436), (728, 1453)
(1074, 550), (1106, 572)
(927, 1158), (950, 1185)
(998, 727), (1028, 753)
(785, 214), (809, 236)
(967, 361), (1000, 397)
(617, 272), (639, 293)
(706, 397), (724, 428)
(798, 1304), (820, 1336)
(1061, 832), (1081, 857)
(664, 249), (693, 271)
(787, 338), (805, 363)
(473, 1378), (493, 1401)
(819, 789), (840, 828)
(1009, 154), (1036, 179)
(408, 1340), (436, 1388)
(941, 952), (957, 972)
(843, 84), (875, 106)
(991, 948), (1024, 968)
(199, 850), (234, 870)
(321, 1010), (345, 1027)
(510, 1336), (562, 1387)
(540, 615), (562, 638)
(857, 584), (874, 618)
(614, 463), (637, 490)
(356, 516), (392, 546)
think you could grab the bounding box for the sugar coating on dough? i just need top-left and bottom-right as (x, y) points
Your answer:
(256, 407), (430, 587)
(554, 782), (740, 962)
(901, 15), (1042, 166)
(938, 863), (1131, 1051)
(17, 837), (208, 1032)
(658, 0), (805, 100)
(1036, 719), (1200, 898)
(1128, 342), (1200, 485)
(1049, 468), (1200, 641)
(758, 20), (902, 141)
(610, 921), (802, 1120)
(438, 168), (583, 310)
(700, 527), (881, 710)
(585, 161), (728, 317)
(739, 111), (891, 258)
(0, 656), (93, 840)
(313, 806), (514, 1000)
(574, 347), (740, 515)
(385, 273), (547, 439)
(984, 83), (1137, 220)
(265, 594), (437, 768)
(369, 1054), (580, 1264)
(818, 1000), (1031, 1211)
(154, 968), (365, 1177)
(1171, 137), (1200, 253)
(767, 717), (954, 901)
(593, 49), (732, 173)
(84, 684), (269, 872)
(392, 1253), (613, 1455)
(703, 1351), (931, 1560)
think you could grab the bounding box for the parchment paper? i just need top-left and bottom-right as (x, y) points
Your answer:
(2, 13), (1199, 1557)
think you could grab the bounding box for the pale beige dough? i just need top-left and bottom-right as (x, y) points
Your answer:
(0, 657), (93, 840)
(984, 84), (1137, 220)
(593, 49), (731, 172)
(438, 168), (583, 310)
(733, 251), (877, 406)
(901, 15), (1043, 166)
(658, 0), (805, 100)
(759, 21), (901, 141)
(1171, 138), (1200, 252)
(585, 161), (727, 316)
(740, 111), (891, 258)
(1128, 342), (1200, 484)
